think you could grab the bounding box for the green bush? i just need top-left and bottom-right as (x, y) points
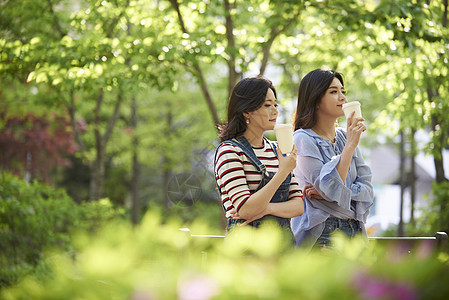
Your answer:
(0, 173), (77, 287)
(1, 211), (448, 299)
(0, 173), (126, 288)
(429, 181), (449, 234)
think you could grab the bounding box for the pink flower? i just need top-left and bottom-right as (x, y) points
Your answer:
(178, 274), (219, 300)
(353, 270), (418, 300)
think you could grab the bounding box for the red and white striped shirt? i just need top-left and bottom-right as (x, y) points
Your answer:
(214, 138), (302, 218)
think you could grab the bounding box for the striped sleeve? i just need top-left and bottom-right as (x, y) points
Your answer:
(215, 143), (251, 212)
(288, 174), (303, 200)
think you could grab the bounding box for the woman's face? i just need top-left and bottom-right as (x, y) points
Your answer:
(317, 77), (347, 119)
(245, 88), (278, 133)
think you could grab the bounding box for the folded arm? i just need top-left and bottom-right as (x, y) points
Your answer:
(230, 196), (304, 226)
(296, 152), (352, 210)
(349, 147), (374, 203)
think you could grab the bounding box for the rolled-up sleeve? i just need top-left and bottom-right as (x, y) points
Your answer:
(350, 147), (374, 203)
(294, 133), (352, 209)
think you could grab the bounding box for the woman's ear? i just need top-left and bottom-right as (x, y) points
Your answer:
(243, 112), (251, 124)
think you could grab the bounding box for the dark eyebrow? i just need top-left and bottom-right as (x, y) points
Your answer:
(328, 85), (344, 90)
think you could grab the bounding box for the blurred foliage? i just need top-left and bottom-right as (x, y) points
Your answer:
(0, 111), (78, 183)
(430, 181), (449, 234)
(381, 181), (449, 237)
(0, 0), (448, 250)
(0, 172), (126, 288)
(0, 210), (448, 299)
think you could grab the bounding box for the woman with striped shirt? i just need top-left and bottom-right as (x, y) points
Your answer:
(214, 76), (304, 241)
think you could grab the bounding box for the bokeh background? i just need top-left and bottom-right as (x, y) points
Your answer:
(1, 0), (449, 297)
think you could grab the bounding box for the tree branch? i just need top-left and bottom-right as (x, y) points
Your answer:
(46, 0), (66, 38)
(259, 9), (301, 76)
(103, 90), (124, 145)
(169, 0), (220, 127)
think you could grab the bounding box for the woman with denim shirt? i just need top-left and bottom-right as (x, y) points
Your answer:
(291, 69), (374, 251)
(214, 76), (304, 243)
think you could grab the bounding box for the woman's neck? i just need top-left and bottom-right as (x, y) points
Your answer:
(243, 130), (264, 148)
(312, 118), (337, 142)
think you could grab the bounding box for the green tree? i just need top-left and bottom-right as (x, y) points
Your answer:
(165, 0), (306, 126)
(1, 0), (178, 202)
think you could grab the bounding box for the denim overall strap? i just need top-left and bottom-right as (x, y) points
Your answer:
(223, 137), (295, 243)
(214, 136), (269, 204)
(234, 136), (269, 177)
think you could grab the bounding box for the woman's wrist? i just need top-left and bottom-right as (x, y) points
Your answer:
(264, 204), (273, 216)
(275, 168), (291, 180)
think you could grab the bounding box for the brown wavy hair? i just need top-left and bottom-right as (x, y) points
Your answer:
(218, 76), (276, 142)
(294, 69), (344, 130)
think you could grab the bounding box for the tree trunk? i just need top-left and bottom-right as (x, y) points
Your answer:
(126, 9), (140, 225)
(162, 106), (173, 212)
(443, 0), (448, 27)
(131, 96), (140, 225)
(90, 146), (105, 200)
(398, 130), (405, 236)
(90, 88), (105, 200)
(224, 0), (238, 98)
(25, 152), (31, 184)
(89, 88), (124, 200)
(427, 88), (446, 183)
(163, 166), (171, 215)
(410, 128), (416, 225)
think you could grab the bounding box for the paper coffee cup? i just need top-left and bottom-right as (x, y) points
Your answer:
(342, 101), (362, 119)
(274, 124), (293, 154)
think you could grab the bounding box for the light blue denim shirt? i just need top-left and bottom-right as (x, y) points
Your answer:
(291, 128), (374, 250)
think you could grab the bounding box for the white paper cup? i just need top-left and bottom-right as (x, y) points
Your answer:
(342, 101), (362, 119)
(274, 124), (293, 154)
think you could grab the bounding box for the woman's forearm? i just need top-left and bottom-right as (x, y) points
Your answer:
(237, 171), (290, 219)
(265, 197), (304, 218)
(336, 146), (355, 184)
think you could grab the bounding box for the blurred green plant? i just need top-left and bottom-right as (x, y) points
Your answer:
(430, 181), (449, 234)
(0, 172), (126, 287)
(383, 181), (449, 237)
(1, 208), (448, 299)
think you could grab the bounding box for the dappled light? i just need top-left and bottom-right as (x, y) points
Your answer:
(1, 0), (449, 298)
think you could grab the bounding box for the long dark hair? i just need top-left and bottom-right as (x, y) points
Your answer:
(294, 69), (344, 130)
(218, 76), (277, 142)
